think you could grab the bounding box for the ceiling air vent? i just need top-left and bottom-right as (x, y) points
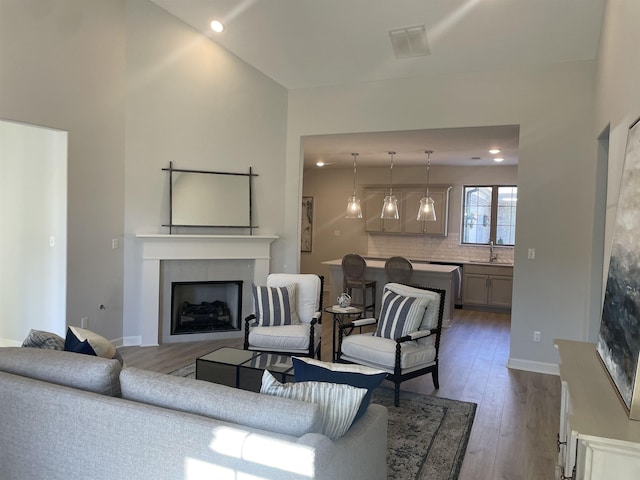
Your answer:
(389, 25), (430, 59)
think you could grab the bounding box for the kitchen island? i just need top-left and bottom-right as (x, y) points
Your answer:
(322, 258), (460, 326)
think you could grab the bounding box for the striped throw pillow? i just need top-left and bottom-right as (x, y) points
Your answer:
(253, 283), (300, 326)
(260, 370), (366, 440)
(374, 289), (430, 339)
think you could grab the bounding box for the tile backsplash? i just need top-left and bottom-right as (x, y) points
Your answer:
(367, 232), (514, 264)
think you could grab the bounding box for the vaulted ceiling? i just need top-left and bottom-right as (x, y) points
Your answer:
(150, 0), (605, 168)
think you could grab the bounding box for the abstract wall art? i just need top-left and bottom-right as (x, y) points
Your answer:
(597, 116), (640, 420)
(301, 196), (313, 252)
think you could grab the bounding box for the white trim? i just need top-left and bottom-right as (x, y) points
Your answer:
(507, 357), (559, 375)
(121, 336), (143, 347)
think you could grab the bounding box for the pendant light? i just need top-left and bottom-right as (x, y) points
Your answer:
(346, 152), (363, 218)
(417, 150), (436, 222)
(381, 151), (399, 219)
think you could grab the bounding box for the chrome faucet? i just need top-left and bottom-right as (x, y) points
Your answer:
(489, 241), (498, 263)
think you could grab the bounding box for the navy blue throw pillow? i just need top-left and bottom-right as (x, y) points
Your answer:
(292, 357), (387, 422)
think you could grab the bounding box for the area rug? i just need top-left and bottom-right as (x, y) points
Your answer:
(170, 363), (476, 480)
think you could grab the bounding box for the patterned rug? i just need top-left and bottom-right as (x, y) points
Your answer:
(170, 363), (476, 480)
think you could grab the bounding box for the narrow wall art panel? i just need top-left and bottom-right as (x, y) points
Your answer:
(597, 116), (640, 420)
(301, 196), (313, 252)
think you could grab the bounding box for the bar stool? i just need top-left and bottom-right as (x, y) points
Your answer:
(341, 253), (376, 317)
(384, 256), (414, 285)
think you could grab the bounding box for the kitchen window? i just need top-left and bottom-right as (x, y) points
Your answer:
(462, 185), (517, 246)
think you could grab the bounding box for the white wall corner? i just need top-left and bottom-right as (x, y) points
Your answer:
(0, 338), (22, 348)
(507, 357), (559, 376)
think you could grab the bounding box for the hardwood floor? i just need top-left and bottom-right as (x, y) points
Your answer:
(119, 308), (560, 480)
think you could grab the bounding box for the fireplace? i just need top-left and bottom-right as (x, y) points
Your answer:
(134, 234), (277, 347)
(171, 281), (242, 335)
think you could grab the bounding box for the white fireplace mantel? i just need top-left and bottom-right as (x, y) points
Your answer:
(137, 234), (278, 346)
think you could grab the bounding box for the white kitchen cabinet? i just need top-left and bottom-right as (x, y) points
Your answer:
(462, 264), (513, 309)
(364, 186), (451, 236)
(555, 340), (640, 480)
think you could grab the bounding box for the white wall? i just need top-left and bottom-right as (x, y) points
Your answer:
(122, 1), (289, 343)
(0, 121), (67, 345)
(0, 0), (126, 342)
(595, 0), (640, 295)
(287, 61), (597, 372)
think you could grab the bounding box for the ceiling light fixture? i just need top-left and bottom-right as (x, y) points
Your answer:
(210, 20), (225, 33)
(493, 157), (504, 163)
(381, 151), (399, 220)
(315, 161), (326, 167)
(489, 149), (501, 154)
(346, 153), (363, 219)
(417, 150), (436, 222)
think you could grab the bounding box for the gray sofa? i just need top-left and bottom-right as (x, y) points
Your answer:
(0, 347), (387, 480)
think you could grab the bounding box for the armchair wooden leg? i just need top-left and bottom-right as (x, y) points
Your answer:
(432, 368), (440, 389)
(394, 382), (400, 407)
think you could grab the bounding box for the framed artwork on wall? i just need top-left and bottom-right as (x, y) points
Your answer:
(301, 196), (313, 252)
(597, 115), (640, 420)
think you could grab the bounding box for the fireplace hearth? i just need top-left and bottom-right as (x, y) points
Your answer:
(171, 281), (242, 336)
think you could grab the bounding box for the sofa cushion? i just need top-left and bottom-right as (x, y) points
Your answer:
(292, 356), (386, 422)
(374, 287), (430, 339)
(248, 324), (320, 353)
(119, 367), (321, 437)
(0, 347), (122, 396)
(253, 283), (300, 326)
(341, 333), (437, 372)
(261, 370), (366, 440)
(21, 329), (65, 350)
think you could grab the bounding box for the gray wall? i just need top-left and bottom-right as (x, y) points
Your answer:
(122, 0), (288, 344)
(286, 61), (597, 373)
(0, 0), (126, 342)
(0, 0), (288, 345)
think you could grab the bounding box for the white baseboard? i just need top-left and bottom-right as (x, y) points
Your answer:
(507, 357), (559, 376)
(0, 338), (22, 347)
(120, 336), (142, 347)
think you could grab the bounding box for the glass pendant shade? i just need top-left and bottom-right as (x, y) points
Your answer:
(418, 150), (436, 222)
(381, 194), (399, 219)
(417, 196), (436, 221)
(346, 194), (362, 218)
(346, 152), (363, 218)
(381, 151), (399, 219)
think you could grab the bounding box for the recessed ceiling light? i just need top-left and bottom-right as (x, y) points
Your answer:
(493, 157), (504, 163)
(489, 149), (501, 154)
(210, 20), (225, 33)
(316, 161), (326, 167)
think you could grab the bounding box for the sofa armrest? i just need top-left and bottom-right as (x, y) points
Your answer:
(297, 403), (387, 480)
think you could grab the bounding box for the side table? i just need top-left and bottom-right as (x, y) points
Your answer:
(324, 305), (364, 362)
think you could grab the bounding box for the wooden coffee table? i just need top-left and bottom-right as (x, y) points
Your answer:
(196, 346), (295, 392)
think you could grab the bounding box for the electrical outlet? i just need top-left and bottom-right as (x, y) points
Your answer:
(528, 248), (536, 260)
(112, 238), (119, 249)
(533, 330), (541, 342)
(81, 317), (88, 329)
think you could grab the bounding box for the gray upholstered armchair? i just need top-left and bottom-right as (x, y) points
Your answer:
(337, 283), (445, 406)
(244, 273), (324, 359)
